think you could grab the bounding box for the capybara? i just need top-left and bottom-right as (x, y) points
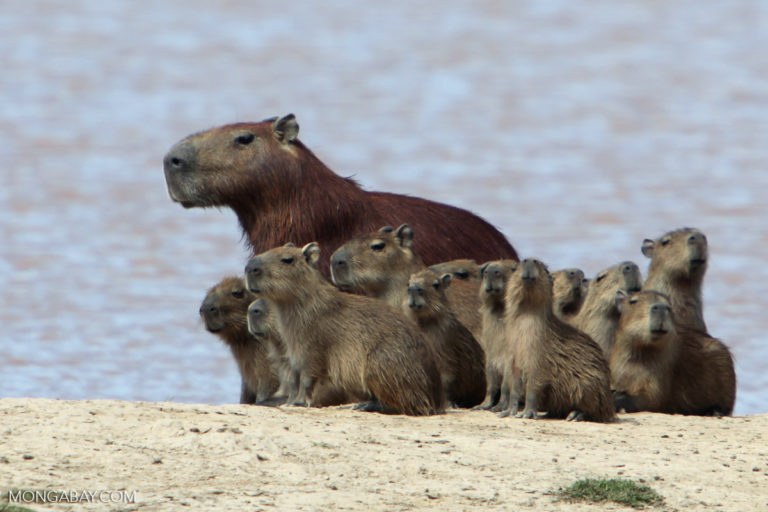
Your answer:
(244, 242), (444, 415)
(403, 269), (486, 408)
(641, 227), (708, 331)
(551, 268), (587, 322)
(247, 297), (354, 407)
(474, 259), (519, 412)
(572, 262), (642, 358)
(611, 290), (735, 416)
(503, 258), (615, 422)
(163, 114), (517, 277)
(331, 224), (482, 339)
(199, 277), (279, 404)
(429, 259), (482, 284)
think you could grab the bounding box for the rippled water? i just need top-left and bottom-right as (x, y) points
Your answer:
(2, 1), (766, 414)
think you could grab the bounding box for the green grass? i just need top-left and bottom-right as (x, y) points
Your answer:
(557, 478), (664, 508)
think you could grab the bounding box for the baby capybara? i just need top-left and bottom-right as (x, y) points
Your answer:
(244, 242), (444, 415)
(611, 290), (735, 416)
(403, 269), (486, 408)
(551, 268), (586, 322)
(641, 227), (708, 331)
(200, 277), (279, 404)
(429, 259), (482, 284)
(331, 224), (482, 339)
(572, 261), (642, 358)
(503, 258), (615, 422)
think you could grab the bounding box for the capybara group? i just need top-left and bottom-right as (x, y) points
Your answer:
(611, 291), (735, 416)
(244, 242), (444, 415)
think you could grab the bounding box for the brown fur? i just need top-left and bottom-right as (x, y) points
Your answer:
(474, 260), (519, 411)
(331, 224), (482, 339)
(244, 242), (445, 415)
(199, 277), (279, 404)
(641, 227), (708, 331)
(247, 298), (353, 407)
(403, 270), (486, 408)
(611, 290), (735, 416)
(163, 115), (517, 278)
(503, 259), (616, 422)
(429, 259), (482, 284)
(572, 261), (642, 358)
(551, 268), (586, 322)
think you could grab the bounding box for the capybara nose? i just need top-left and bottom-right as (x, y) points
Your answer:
(199, 302), (217, 315)
(245, 258), (263, 277)
(163, 141), (196, 172)
(687, 232), (705, 245)
(650, 304), (669, 314)
(621, 263), (635, 274)
(331, 249), (348, 269)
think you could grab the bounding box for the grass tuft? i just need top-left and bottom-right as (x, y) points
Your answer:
(558, 478), (664, 508)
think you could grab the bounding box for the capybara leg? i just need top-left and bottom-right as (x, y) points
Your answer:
(613, 391), (639, 413)
(353, 400), (384, 412)
(566, 410), (586, 422)
(490, 380), (510, 413)
(240, 379), (257, 405)
(474, 371), (500, 411)
(516, 386), (540, 419)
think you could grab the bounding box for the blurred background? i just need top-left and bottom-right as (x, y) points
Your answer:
(2, 1), (765, 414)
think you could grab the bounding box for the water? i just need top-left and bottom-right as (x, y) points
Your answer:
(2, 1), (766, 414)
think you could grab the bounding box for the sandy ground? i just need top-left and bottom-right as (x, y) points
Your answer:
(1, 399), (766, 512)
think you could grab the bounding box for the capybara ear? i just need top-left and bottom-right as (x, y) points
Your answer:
(302, 242), (321, 267)
(394, 224), (414, 248)
(479, 262), (490, 277)
(273, 114), (299, 143)
(378, 225), (394, 234)
(284, 242), (295, 247)
(439, 273), (452, 288)
(641, 239), (655, 258)
(615, 290), (628, 313)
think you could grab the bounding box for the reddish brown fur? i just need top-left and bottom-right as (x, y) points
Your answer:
(641, 227), (708, 331)
(403, 270), (486, 408)
(199, 277), (279, 404)
(611, 291), (735, 416)
(504, 259), (616, 422)
(429, 259), (482, 284)
(551, 268), (586, 322)
(331, 224), (482, 339)
(572, 261), (642, 358)
(164, 115), (517, 278)
(244, 242), (445, 415)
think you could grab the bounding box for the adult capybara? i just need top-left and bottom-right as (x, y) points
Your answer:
(504, 259), (615, 422)
(247, 297), (354, 408)
(429, 259), (482, 284)
(474, 259), (519, 412)
(163, 114), (517, 277)
(551, 268), (586, 322)
(611, 290), (735, 416)
(331, 224), (482, 339)
(403, 270), (486, 408)
(641, 227), (708, 331)
(572, 262), (642, 358)
(199, 277), (280, 404)
(244, 242), (444, 415)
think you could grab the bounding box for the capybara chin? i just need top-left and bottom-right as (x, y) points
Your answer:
(163, 114), (517, 278)
(641, 227), (708, 331)
(199, 277), (279, 405)
(429, 259), (482, 284)
(572, 261), (642, 358)
(403, 270), (486, 408)
(244, 242), (444, 415)
(504, 258), (615, 422)
(611, 290), (735, 416)
(551, 268), (586, 321)
(474, 259), (519, 411)
(331, 224), (483, 339)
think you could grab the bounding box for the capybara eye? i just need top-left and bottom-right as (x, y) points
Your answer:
(370, 242), (386, 252)
(661, 238), (671, 246)
(235, 133), (255, 145)
(432, 281), (440, 290)
(628, 298), (638, 305)
(596, 272), (607, 282)
(231, 289), (244, 298)
(457, 270), (469, 279)
(280, 256), (294, 264)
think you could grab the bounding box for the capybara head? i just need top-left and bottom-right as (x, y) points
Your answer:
(330, 224), (420, 294)
(199, 277), (256, 341)
(479, 260), (518, 301)
(642, 227), (708, 281)
(586, 261), (642, 307)
(405, 269), (452, 319)
(164, 114), (300, 208)
(552, 268), (586, 315)
(244, 242), (322, 302)
(616, 290), (676, 349)
(247, 297), (274, 338)
(506, 258), (553, 310)
(429, 259), (481, 283)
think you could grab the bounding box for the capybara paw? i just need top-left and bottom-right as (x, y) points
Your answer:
(353, 401), (383, 413)
(516, 408), (538, 419)
(566, 410), (586, 422)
